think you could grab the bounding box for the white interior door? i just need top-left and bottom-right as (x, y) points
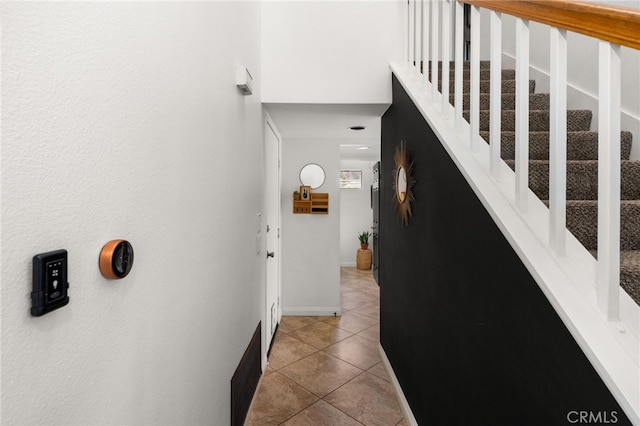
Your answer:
(264, 115), (281, 354)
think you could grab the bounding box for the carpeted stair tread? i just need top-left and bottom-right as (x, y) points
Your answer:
(455, 61), (639, 306)
(430, 68), (516, 81)
(554, 200), (640, 251)
(586, 250), (640, 306)
(452, 93), (550, 111)
(481, 131), (633, 161)
(444, 79), (535, 94)
(466, 109), (592, 132)
(421, 60), (491, 70)
(620, 251), (640, 305)
(505, 160), (640, 200)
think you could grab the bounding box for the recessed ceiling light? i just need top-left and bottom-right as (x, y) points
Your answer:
(349, 126), (366, 131)
(357, 146), (370, 150)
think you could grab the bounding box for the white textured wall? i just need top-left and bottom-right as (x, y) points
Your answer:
(261, 0), (404, 104)
(1, 2), (264, 425)
(281, 140), (341, 315)
(339, 160), (375, 266)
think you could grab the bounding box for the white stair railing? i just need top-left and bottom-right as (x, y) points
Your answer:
(598, 41), (622, 321)
(515, 18), (530, 212)
(400, 0), (640, 328)
(549, 27), (568, 256)
(489, 10), (502, 180)
(454, 0), (464, 132)
(395, 0), (640, 421)
(469, 4), (480, 151)
(441, 1), (451, 115)
(431, 0), (440, 101)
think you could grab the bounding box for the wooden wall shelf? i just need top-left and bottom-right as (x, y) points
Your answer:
(293, 200), (311, 214)
(293, 192), (329, 214)
(311, 193), (329, 214)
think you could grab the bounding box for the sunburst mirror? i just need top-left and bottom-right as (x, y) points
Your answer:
(393, 141), (415, 225)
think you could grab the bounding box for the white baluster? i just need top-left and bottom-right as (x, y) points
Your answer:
(441, 0), (451, 115)
(489, 10), (502, 179)
(409, 0), (415, 68)
(454, 0), (464, 132)
(404, 0), (409, 64)
(597, 41), (621, 321)
(515, 18), (530, 212)
(416, 0), (422, 75)
(424, 0), (431, 87)
(470, 5), (481, 151)
(549, 28), (567, 255)
(414, 0), (419, 72)
(431, 0), (440, 101)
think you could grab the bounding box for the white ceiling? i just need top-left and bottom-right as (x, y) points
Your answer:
(264, 103), (389, 161)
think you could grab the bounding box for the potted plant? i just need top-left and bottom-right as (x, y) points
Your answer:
(358, 231), (371, 250)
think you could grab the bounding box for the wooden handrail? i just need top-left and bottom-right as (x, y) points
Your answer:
(462, 0), (640, 50)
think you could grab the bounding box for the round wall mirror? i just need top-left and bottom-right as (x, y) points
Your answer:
(393, 141), (415, 225)
(396, 167), (407, 202)
(300, 163), (325, 189)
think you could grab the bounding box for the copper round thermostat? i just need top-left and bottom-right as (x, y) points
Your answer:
(99, 239), (134, 279)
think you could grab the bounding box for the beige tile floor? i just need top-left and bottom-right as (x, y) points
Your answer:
(246, 267), (407, 426)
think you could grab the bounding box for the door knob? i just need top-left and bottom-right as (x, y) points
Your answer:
(267, 251), (275, 258)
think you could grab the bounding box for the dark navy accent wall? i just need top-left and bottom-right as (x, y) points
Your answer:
(379, 75), (630, 426)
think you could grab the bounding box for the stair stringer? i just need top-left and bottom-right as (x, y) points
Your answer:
(391, 62), (640, 424)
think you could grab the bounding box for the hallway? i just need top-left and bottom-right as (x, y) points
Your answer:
(246, 268), (406, 425)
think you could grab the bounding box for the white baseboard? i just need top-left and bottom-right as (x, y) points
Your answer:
(341, 261), (357, 267)
(282, 307), (341, 316)
(378, 343), (418, 426)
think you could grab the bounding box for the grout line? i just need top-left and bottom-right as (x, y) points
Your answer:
(320, 348), (372, 373)
(321, 398), (366, 426)
(259, 371), (320, 424)
(249, 268), (385, 424)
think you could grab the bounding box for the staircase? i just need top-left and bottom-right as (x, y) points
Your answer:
(429, 61), (639, 306)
